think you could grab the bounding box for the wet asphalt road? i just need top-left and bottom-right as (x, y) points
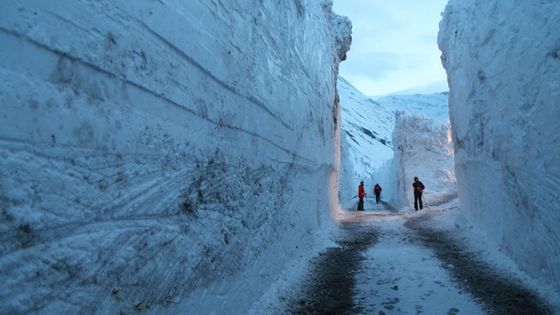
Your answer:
(286, 224), (377, 314)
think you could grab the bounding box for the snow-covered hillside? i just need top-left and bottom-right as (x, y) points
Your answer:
(0, 1), (350, 313)
(439, 0), (560, 292)
(376, 92), (450, 124)
(338, 78), (452, 211)
(338, 77), (394, 208)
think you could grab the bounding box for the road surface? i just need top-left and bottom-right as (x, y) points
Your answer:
(283, 208), (551, 314)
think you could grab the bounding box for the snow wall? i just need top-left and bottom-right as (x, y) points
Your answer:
(0, 1), (350, 313)
(392, 112), (456, 210)
(439, 1), (560, 291)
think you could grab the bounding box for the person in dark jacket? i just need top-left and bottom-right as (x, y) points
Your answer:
(357, 181), (366, 211)
(374, 183), (382, 204)
(412, 177), (425, 211)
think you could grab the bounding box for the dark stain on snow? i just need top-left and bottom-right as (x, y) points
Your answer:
(344, 121), (392, 147)
(359, 127), (390, 146)
(346, 121), (391, 147)
(344, 130), (359, 145)
(285, 224), (378, 314)
(359, 126), (376, 139)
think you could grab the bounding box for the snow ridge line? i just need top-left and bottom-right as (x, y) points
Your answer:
(0, 27), (313, 163)
(0, 137), (323, 176)
(139, 22), (296, 132)
(0, 213), (184, 260)
(0, 141), (326, 246)
(0, 149), (305, 258)
(0, 162), (189, 257)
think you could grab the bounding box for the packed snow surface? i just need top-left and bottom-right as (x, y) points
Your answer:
(439, 0), (560, 293)
(0, 1), (350, 313)
(353, 219), (484, 314)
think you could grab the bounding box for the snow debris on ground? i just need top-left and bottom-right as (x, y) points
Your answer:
(418, 202), (560, 313)
(354, 219), (484, 315)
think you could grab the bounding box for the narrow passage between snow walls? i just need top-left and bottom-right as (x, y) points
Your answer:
(0, 1), (559, 314)
(265, 80), (555, 313)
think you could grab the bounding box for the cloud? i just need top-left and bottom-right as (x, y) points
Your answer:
(333, 0), (449, 95)
(343, 51), (401, 79)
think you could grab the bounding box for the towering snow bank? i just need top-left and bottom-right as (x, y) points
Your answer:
(338, 77), (394, 208)
(380, 92), (455, 209)
(0, 1), (350, 313)
(392, 112), (456, 209)
(439, 1), (560, 291)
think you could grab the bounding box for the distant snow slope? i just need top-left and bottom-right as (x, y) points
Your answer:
(375, 80), (448, 98)
(338, 77), (451, 211)
(376, 92), (450, 124)
(0, 1), (350, 313)
(338, 77), (394, 208)
(439, 0), (560, 293)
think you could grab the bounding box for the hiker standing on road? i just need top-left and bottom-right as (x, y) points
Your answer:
(412, 176), (425, 211)
(357, 181), (366, 211)
(374, 183), (382, 204)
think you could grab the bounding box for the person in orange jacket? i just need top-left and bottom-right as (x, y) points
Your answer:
(357, 181), (366, 211)
(374, 183), (382, 204)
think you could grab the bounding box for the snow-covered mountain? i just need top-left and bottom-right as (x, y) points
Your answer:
(338, 77), (452, 211)
(376, 92), (450, 124)
(0, 1), (350, 313)
(374, 80), (449, 98)
(439, 0), (560, 293)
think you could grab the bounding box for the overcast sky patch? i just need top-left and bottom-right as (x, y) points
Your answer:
(333, 0), (449, 96)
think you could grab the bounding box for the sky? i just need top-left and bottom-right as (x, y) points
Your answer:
(333, 0), (449, 96)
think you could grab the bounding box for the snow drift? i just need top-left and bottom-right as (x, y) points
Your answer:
(0, 1), (350, 313)
(439, 0), (560, 292)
